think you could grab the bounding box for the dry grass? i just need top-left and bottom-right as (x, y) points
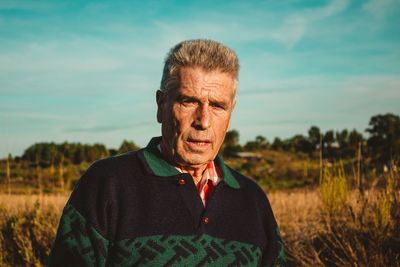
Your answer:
(0, 194), (68, 214)
(269, 188), (400, 266)
(0, 182), (399, 266)
(268, 189), (324, 239)
(0, 194), (68, 266)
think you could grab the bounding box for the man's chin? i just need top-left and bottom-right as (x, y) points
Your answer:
(176, 153), (213, 168)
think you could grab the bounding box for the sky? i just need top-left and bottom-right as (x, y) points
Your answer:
(1, 0), (400, 158)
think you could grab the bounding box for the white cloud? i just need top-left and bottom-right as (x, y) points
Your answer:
(271, 0), (349, 48)
(0, 41), (119, 72)
(0, 112), (72, 121)
(339, 75), (400, 101)
(363, 0), (400, 18)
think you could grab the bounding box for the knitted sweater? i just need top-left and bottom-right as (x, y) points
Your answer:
(47, 137), (285, 266)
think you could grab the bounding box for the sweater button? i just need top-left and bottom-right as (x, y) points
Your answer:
(178, 179), (186, 185)
(203, 216), (209, 225)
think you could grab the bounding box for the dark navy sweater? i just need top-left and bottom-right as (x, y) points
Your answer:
(48, 137), (285, 266)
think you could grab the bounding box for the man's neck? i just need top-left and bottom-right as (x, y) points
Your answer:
(176, 164), (208, 185)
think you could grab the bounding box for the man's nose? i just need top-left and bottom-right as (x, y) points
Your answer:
(193, 105), (211, 130)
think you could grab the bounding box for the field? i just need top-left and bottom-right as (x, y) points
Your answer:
(0, 176), (399, 266)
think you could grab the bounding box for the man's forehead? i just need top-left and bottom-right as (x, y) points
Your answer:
(179, 67), (235, 93)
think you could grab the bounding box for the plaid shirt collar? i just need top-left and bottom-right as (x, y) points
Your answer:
(196, 162), (222, 206)
(157, 141), (222, 206)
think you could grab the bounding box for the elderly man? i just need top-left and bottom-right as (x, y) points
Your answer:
(48, 39), (285, 266)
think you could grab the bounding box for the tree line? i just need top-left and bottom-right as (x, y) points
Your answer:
(20, 140), (139, 166)
(7, 113), (400, 168)
(223, 113), (400, 167)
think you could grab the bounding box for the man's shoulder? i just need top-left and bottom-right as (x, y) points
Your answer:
(70, 149), (146, 202)
(221, 165), (273, 218)
(225, 165), (267, 197)
(75, 149), (144, 187)
(89, 149), (142, 173)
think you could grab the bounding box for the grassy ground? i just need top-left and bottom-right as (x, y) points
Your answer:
(0, 182), (399, 266)
(0, 149), (320, 194)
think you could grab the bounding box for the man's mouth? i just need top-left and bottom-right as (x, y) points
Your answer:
(187, 138), (212, 147)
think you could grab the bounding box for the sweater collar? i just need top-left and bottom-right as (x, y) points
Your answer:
(141, 137), (240, 189)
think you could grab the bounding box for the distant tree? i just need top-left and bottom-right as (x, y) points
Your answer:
(335, 129), (355, 158)
(349, 129), (363, 148)
(109, 149), (118, 156)
(22, 142), (57, 165)
(85, 143), (109, 162)
(335, 129), (349, 157)
(224, 130), (239, 147)
(59, 142), (73, 164)
(322, 130), (336, 158)
(222, 130), (242, 157)
(49, 145), (57, 176)
(94, 143), (109, 158)
(255, 135), (267, 144)
(308, 126), (321, 150)
(366, 113), (400, 164)
(281, 139), (292, 151)
(22, 141), (124, 164)
(73, 145), (85, 164)
(118, 140), (140, 154)
(336, 129), (349, 149)
(6, 153), (12, 194)
(323, 130), (335, 148)
(308, 126), (321, 146)
(22, 144), (37, 162)
(289, 134), (313, 155)
(271, 137), (284, 150)
(244, 135), (269, 151)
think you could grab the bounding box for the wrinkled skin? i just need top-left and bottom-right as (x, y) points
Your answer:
(157, 67), (236, 175)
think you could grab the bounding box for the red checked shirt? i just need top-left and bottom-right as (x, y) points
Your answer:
(196, 162), (222, 206)
(158, 142), (222, 206)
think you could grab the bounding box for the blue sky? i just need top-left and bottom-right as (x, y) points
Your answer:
(1, 0), (400, 158)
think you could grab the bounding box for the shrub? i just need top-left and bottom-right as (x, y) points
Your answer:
(0, 200), (60, 266)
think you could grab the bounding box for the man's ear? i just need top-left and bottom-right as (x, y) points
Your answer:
(227, 99), (236, 131)
(156, 90), (164, 123)
(232, 99), (236, 111)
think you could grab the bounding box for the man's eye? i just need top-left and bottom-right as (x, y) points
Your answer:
(179, 98), (197, 106)
(211, 103), (226, 110)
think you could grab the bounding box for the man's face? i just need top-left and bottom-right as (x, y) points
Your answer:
(157, 67), (236, 168)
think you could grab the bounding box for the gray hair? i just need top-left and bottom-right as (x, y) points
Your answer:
(160, 39), (239, 94)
